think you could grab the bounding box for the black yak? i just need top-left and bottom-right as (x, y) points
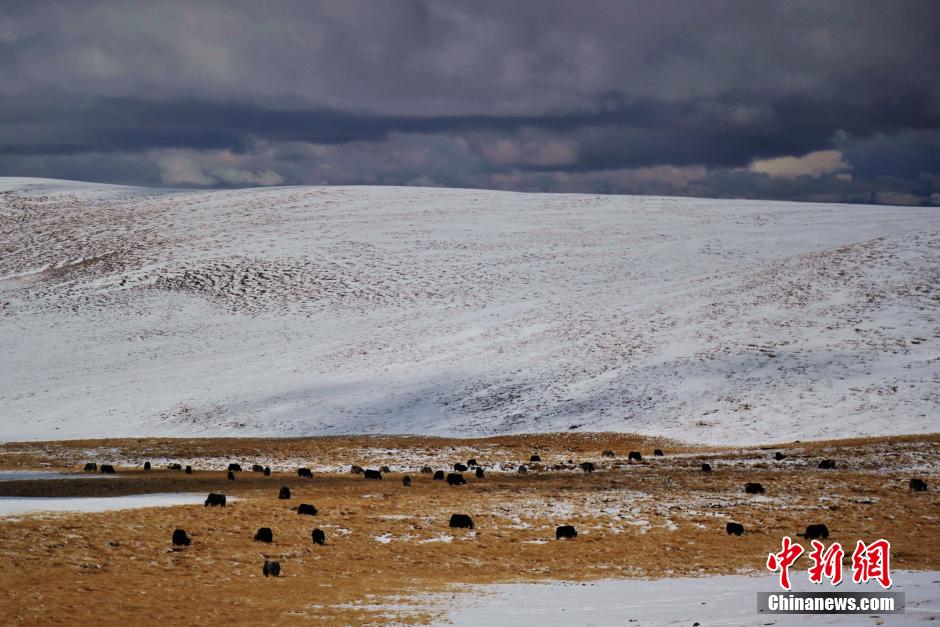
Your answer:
(555, 525), (577, 539)
(804, 524), (830, 540)
(172, 529), (191, 546)
(254, 527), (273, 543)
(910, 478), (928, 492)
(204, 493), (226, 507)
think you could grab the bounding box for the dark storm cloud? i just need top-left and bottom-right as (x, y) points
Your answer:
(0, 0), (938, 204)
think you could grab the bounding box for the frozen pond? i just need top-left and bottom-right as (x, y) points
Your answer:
(0, 492), (208, 516)
(0, 471), (117, 481)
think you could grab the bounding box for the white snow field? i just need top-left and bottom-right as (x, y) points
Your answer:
(432, 571), (940, 626)
(1, 177), (938, 442)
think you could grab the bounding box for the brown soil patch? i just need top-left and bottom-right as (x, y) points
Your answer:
(0, 433), (937, 625)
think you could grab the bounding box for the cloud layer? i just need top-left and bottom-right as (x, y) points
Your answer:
(1, 1), (938, 204)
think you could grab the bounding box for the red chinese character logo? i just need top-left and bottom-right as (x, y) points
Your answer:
(767, 536), (804, 590)
(852, 539), (892, 588)
(807, 540), (844, 585)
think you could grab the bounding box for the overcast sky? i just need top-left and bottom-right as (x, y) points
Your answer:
(2, 0), (939, 204)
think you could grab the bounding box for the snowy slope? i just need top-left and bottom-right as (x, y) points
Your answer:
(1, 177), (938, 442)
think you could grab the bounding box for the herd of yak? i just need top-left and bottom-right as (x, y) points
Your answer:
(80, 450), (930, 578)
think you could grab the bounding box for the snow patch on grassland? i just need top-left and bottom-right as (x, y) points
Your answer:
(0, 493), (209, 517)
(433, 570), (940, 626)
(1, 178), (939, 443)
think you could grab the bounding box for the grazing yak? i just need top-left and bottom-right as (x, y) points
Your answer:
(467, 459), (478, 467)
(297, 468), (313, 478)
(420, 466), (433, 474)
(297, 504), (318, 516)
(263, 467), (271, 476)
(818, 459), (836, 470)
(804, 524), (830, 540)
(263, 560), (280, 577)
(172, 529), (192, 546)
(312, 529), (326, 545)
(143, 461), (151, 471)
(83, 462), (97, 472)
(380, 466), (391, 474)
(475, 467), (484, 479)
(205, 493), (226, 507)
(364, 469), (383, 480)
(228, 463), (242, 472)
(168, 463), (182, 470)
(910, 478), (928, 492)
(402, 476), (412, 487)
(185, 466), (193, 474)
(350, 465), (364, 474)
(227, 470), (235, 480)
(601, 450), (615, 458)
(745, 482), (765, 494)
(254, 527), (273, 543)
(725, 522), (744, 536)
(628, 451), (642, 462)
(252, 464), (264, 472)
(449, 514), (474, 529)
(454, 463), (468, 472)
(774, 452), (786, 461)
(529, 454), (541, 462)
(278, 487), (291, 499)
(433, 470), (445, 480)
(555, 525), (577, 539)
(517, 465), (528, 475)
(654, 449), (664, 457)
(447, 473), (466, 486)
(580, 462), (595, 473)
(701, 463), (712, 473)
(100, 464), (115, 474)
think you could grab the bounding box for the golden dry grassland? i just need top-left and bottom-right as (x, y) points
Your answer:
(0, 433), (937, 625)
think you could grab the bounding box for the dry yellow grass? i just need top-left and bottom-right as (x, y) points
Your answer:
(0, 433), (937, 625)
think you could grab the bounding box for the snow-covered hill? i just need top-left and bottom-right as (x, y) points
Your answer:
(1, 177), (937, 442)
